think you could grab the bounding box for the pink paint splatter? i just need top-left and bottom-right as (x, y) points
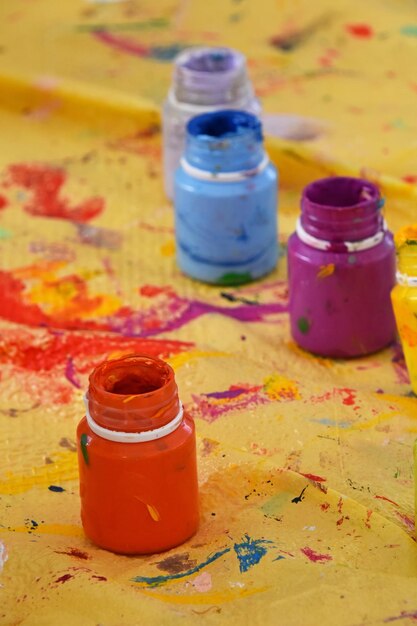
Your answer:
(191, 571), (212, 592)
(395, 511), (415, 533)
(300, 547), (332, 563)
(299, 472), (327, 483)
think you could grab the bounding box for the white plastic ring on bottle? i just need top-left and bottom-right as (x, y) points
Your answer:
(396, 270), (417, 287)
(296, 218), (387, 252)
(83, 393), (184, 443)
(180, 153), (269, 183)
(167, 89), (251, 114)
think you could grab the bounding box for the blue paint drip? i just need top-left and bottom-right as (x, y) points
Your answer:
(48, 485), (65, 492)
(233, 534), (273, 573)
(132, 547), (231, 587)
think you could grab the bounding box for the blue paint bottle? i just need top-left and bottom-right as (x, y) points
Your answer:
(174, 110), (278, 285)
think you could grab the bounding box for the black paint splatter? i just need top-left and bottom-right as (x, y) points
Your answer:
(292, 485), (308, 504)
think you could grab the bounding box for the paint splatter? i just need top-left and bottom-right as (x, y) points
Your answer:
(65, 357), (81, 389)
(80, 434), (89, 465)
(299, 472), (326, 483)
(292, 486), (308, 504)
(93, 31), (184, 61)
(146, 504), (160, 522)
(156, 553), (197, 574)
(345, 23), (374, 38)
(48, 485), (65, 492)
(300, 547), (332, 563)
(54, 573), (74, 584)
(297, 317), (310, 334)
(395, 511), (415, 533)
(233, 535), (273, 573)
(400, 25), (417, 38)
(191, 571), (212, 592)
(133, 548), (230, 586)
(317, 264), (335, 279)
(0, 541), (8, 574)
(263, 374), (300, 401)
(0, 195), (8, 210)
(7, 163), (104, 222)
(55, 548), (90, 560)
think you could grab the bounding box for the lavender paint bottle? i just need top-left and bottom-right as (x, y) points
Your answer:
(288, 177), (396, 357)
(174, 110), (278, 285)
(163, 46), (260, 199)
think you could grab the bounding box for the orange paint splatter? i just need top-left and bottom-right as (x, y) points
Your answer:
(317, 264), (335, 279)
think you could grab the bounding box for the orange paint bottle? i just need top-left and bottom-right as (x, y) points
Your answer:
(77, 354), (199, 554)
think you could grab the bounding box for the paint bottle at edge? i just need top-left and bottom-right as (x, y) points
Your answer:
(163, 46), (261, 199)
(77, 354), (199, 554)
(288, 176), (396, 357)
(391, 225), (417, 393)
(174, 109), (278, 286)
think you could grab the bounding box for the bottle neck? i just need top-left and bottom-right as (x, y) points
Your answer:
(395, 225), (417, 278)
(300, 177), (384, 243)
(87, 355), (180, 433)
(184, 109), (264, 173)
(171, 46), (254, 107)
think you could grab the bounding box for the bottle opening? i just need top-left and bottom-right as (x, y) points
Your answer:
(100, 356), (172, 396)
(182, 48), (236, 73)
(187, 110), (261, 139)
(87, 355), (179, 432)
(305, 177), (379, 208)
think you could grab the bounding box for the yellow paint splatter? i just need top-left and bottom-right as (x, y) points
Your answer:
(263, 374), (300, 401)
(139, 586), (268, 605)
(317, 263), (335, 279)
(167, 350), (230, 370)
(0, 452), (78, 495)
(160, 240), (175, 257)
(0, 524), (84, 537)
(146, 504), (160, 522)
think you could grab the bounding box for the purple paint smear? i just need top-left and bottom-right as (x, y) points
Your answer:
(65, 357), (82, 389)
(109, 297), (288, 338)
(206, 387), (249, 399)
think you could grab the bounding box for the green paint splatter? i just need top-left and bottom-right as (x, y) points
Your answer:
(76, 17), (169, 33)
(401, 25), (417, 37)
(405, 239), (417, 246)
(0, 228), (11, 239)
(216, 272), (253, 286)
(80, 434), (89, 466)
(297, 317), (310, 334)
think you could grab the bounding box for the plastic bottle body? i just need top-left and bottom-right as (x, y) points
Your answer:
(77, 355), (199, 555)
(174, 110), (278, 285)
(163, 46), (260, 198)
(288, 177), (396, 357)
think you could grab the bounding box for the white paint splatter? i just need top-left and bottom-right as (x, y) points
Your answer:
(191, 571), (212, 592)
(262, 114), (328, 141)
(229, 581), (245, 588)
(0, 541), (8, 574)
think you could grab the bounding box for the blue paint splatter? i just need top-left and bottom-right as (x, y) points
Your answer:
(48, 485), (65, 492)
(310, 417), (351, 428)
(132, 547), (231, 586)
(233, 534), (273, 573)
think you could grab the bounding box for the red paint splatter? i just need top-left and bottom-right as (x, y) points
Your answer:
(345, 23), (374, 39)
(93, 31), (150, 57)
(0, 195), (8, 210)
(374, 495), (399, 507)
(402, 175), (417, 185)
(336, 517), (344, 526)
(7, 163), (104, 222)
(300, 547), (332, 563)
(337, 497), (344, 514)
(91, 575), (107, 581)
(365, 509), (373, 529)
(54, 573), (74, 584)
(139, 284), (175, 298)
(55, 548), (91, 560)
(339, 388), (356, 406)
(299, 472), (327, 483)
(320, 502), (330, 511)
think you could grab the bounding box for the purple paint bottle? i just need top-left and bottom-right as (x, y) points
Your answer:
(288, 177), (396, 357)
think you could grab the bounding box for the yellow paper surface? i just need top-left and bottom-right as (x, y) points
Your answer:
(0, 1), (417, 625)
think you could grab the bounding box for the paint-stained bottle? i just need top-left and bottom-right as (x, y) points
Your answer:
(174, 110), (278, 285)
(288, 176), (396, 357)
(163, 46), (260, 199)
(391, 225), (417, 393)
(77, 354), (199, 554)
